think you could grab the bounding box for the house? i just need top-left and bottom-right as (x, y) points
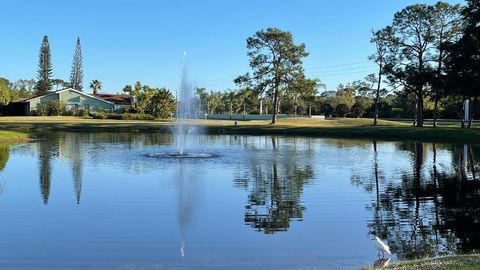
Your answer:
(8, 88), (132, 115)
(93, 94), (132, 112)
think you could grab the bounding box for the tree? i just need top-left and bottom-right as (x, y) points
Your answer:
(69, 37), (83, 91)
(9, 79), (35, 100)
(320, 103), (334, 117)
(369, 28), (391, 125)
(332, 83), (356, 108)
(0, 78), (11, 106)
(35, 36), (53, 95)
(235, 28), (309, 124)
(335, 103), (350, 117)
(90, 79), (102, 94)
(147, 88), (176, 118)
(288, 75), (319, 116)
(430, 2), (463, 127)
(444, 0), (480, 128)
(384, 4), (436, 127)
(52, 79), (64, 91)
(195, 87), (209, 114)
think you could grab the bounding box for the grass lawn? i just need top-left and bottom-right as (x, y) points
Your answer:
(0, 130), (30, 141)
(0, 116), (478, 143)
(367, 254), (480, 270)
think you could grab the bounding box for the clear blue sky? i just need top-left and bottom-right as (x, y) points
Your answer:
(0, 0), (464, 94)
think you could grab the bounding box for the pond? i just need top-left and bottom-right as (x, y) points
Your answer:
(0, 132), (478, 269)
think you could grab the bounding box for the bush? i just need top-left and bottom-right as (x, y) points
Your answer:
(350, 102), (366, 118)
(33, 104), (48, 116)
(91, 112), (155, 120)
(320, 103), (334, 116)
(79, 109), (90, 118)
(92, 111), (107, 119)
(335, 103), (350, 117)
(120, 113), (155, 120)
(34, 101), (67, 116)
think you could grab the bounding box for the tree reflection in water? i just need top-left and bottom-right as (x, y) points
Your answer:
(0, 144), (9, 194)
(235, 136), (314, 234)
(354, 141), (480, 260)
(33, 132), (174, 205)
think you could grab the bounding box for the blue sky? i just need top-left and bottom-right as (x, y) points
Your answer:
(0, 0), (464, 94)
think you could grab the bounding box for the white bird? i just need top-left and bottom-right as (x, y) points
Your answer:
(375, 236), (391, 258)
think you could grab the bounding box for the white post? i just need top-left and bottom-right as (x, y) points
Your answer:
(259, 99), (263, 115)
(464, 99), (470, 122)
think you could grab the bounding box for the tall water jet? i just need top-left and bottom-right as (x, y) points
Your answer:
(146, 52), (216, 159)
(175, 51), (192, 155)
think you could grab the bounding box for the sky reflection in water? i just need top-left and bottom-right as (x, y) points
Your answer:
(0, 132), (478, 269)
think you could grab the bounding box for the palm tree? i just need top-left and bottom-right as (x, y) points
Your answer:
(90, 79), (102, 95)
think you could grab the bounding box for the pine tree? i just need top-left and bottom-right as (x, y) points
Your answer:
(69, 37), (83, 91)
(35, 36), (53, 96)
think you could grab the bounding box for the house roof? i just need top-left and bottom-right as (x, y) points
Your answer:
(94, 94), (132, 105)
(23, 88), (114, 105)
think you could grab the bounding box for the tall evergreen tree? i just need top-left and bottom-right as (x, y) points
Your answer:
(445, 0), (480, 128)
(234, 28), (309, 124)
(69, 37), (83, 91)
(35, 36), (53, 96)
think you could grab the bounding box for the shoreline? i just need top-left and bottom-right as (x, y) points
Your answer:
(365, 254), (480, 270)
(0, 117), (478, 144)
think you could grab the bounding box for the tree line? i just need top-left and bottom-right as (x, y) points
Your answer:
(219, 0), (478, 127)
(1, 0), (478, 124)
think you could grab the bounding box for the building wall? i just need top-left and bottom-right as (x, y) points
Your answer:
(26, 89), (114, 114)
(28, 93), (60, 112)
(59, 90), (114, 111)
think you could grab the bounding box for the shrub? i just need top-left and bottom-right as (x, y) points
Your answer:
(79, 108), (90, 118)
(33, 103), (48, 116)
(320, 103), (334, 116)
(120, 113), (155, 120)
(335, 103), (350, 117)
(91, 112), (155, 120)
(92, 111), (107, 119)
(45, 100), (67, 116)
(350, 102), (366, 118)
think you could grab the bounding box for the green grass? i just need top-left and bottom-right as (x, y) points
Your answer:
(0, 130), (30, 141)
(0, 116), (478, 143)
(365, 255), (480, 270)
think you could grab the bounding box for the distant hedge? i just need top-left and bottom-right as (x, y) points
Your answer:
(91, 112), (155, 120)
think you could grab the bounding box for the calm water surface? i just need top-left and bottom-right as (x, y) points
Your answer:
(0, 132), (479, 269)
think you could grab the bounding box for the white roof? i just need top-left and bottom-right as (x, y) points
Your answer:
(24, 88), (114, 105)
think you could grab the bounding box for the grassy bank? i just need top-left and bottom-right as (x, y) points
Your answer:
(0, 116), (479, 143)
(368, 254), (480, 270)
(0, 130), (30, 141)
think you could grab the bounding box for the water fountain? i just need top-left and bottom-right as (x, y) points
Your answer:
(146, 52), (216, 159)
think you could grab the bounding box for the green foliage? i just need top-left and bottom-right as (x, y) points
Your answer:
(335, 103), (350, 117)
(91, 112), (155, 120)
(69, 38), (83, 91)
(46, 100), (67, 116)
(0, 146), (9, 171)
(90, 79), (102, 94)
(350, 102), (367, 118)
(331, 84), (356, 108)
(235, 28), (309, 123)
(0, 78), (11, 106)
(146, 88), (176, 118)
(35, 36), (53, 95)
(320, 103), (334, 116)
(34, 100), (67, 116)
(123, 83), (175, 119)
